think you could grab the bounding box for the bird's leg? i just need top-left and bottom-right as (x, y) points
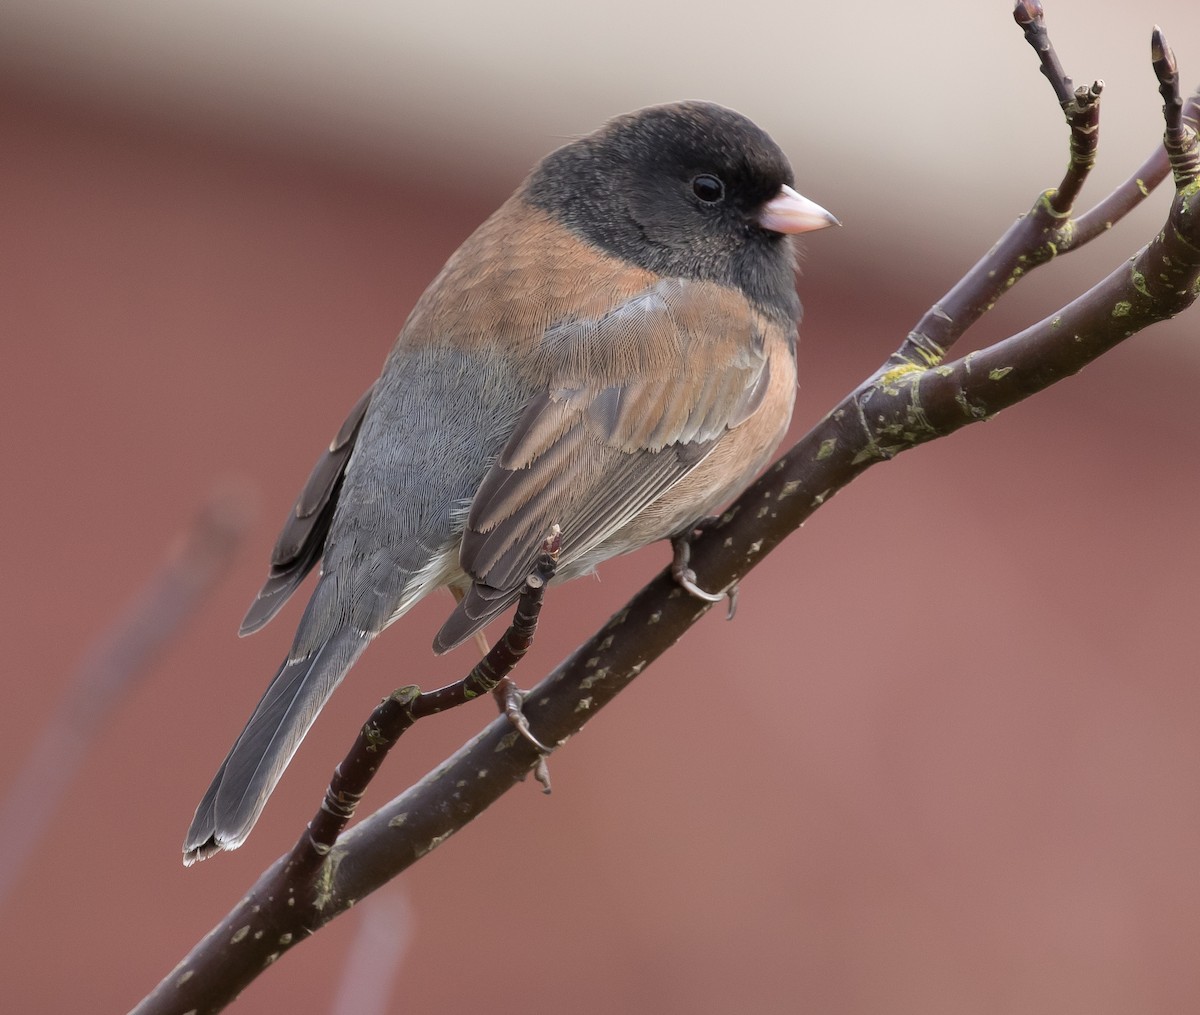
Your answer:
(493, 680), (553, 793)
(452, 604), (529, 742)
(447, 529), (560, 788)
(670, 518), (739, 620)
(446, 599), (543, 750)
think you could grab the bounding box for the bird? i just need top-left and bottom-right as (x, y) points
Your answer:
(183, 100), (838, 864)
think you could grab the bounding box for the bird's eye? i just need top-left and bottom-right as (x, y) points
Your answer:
(691, 174), (725, 203)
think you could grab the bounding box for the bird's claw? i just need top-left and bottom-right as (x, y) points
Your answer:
(671, 526), (738, 618)
(724, 582), (740, 621)
(674, 565), (725, 603)
(493, 676), (552, 755)
(533, 756), (552, 793)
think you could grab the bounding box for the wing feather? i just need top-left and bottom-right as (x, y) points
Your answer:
(239, 384), (375, 636)
(434, 278), (775, 652)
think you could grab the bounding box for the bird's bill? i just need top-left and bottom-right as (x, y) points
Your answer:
(757, 184), (840, 234)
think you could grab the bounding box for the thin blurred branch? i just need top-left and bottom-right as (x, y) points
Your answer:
(133, 8), (1200, 1013)
(0, 488), (252, 910)
(329, 890), (414, 1015)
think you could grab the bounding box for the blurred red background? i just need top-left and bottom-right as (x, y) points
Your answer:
(2, 2), (1198, 1012)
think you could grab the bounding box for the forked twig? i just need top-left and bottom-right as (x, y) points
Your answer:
(300, 531), (562, 866)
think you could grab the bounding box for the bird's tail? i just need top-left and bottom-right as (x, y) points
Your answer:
(183, 626), (369, 865)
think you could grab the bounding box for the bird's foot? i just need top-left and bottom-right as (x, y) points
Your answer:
(493, 676), (552, 791)
(671, 521), (739, 620)
(493, 676), (551, 753)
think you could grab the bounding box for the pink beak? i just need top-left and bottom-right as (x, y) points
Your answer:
(757, 184), (840, 235)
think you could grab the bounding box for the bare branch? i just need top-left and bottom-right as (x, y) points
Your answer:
(883, 15), (1198, 374)
(302, 535), (561, 862)
(1013, 0), (1075, 106)
(1155, 30), (1200, 188)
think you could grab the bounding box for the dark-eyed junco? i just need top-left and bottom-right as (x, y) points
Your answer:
(184, 100), (837, 863)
